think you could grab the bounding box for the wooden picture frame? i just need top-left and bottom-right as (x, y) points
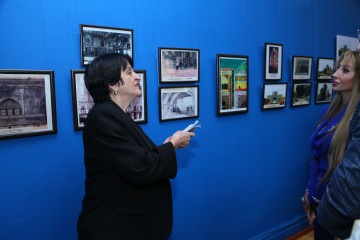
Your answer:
(316, 81), (333, 104)
(217, 54), (249, 115)
(262, 83), (287, 110)
(80, 24), (133, 66)
(159, 85), (199, 122)
(316, 57), (335, 80)
(264, 43), (283, 80)
(291, 82), (312, 107)
(0, 69), (57, 139)
(158, 47), (199, 83)
(292, 56), (313, 80)
(71, 69), (147, 130)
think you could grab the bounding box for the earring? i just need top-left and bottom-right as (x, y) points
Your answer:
(114, 91), (118, 95)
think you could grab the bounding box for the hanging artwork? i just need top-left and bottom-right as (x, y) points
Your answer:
(264, 43), (283, 80)
(292, 56), (313, 80)
(159, 85), (199, 122)
(262, 83), (287, 110)
(158, 47), (200, 83)
(71, 69), (147, 130)
(217, 54), (249, 115)
(316, 57), (335, 80)
(316, 81), (333, 104)
(0, 70), (57, 139)
(80, 24), (133, 66)
(291, 82), (312, 107)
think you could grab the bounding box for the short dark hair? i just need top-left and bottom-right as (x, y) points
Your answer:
(84, 53), (133, 104)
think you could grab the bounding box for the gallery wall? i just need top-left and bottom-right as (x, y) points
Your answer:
(0, 0), (359, 239)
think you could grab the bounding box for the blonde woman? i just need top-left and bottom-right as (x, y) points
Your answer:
(302, 50), (360, 240)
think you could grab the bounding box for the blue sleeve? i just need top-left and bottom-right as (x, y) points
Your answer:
(317, 102), (360, 239)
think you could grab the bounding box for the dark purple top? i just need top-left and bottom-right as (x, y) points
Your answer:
(307, 106), (347, 207)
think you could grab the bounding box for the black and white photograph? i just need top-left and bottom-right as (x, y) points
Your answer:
(317, 57), (335, 80)
(159, 47), (199, 83)
(0, 70), (57, 139)
(159, 86), (199, 122)
(264, 43), (283, 80)
(81, 24), (133, 66)
(316, 81), (333, 104)
(292, 56), (313, 80)
(126, 70), (147, 123)
(291, 82), (312, 107)
(261, 83), (287, 110)
(71, 70), (94, 130)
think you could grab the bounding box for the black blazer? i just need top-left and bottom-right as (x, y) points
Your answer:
(77, 100), (177, 240)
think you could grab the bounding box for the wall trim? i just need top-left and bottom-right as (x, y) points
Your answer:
(249, 214), (309, 240)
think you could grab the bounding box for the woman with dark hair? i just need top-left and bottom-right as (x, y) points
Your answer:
(77, 53), (195, 240)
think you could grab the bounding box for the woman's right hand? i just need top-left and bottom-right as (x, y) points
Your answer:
(302, 192), (316, 225)
(164, 131), (195, 150)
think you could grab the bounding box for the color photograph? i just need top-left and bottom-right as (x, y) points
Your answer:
(262, 83), (287, 110)
(264, 43), (283, 80)
(217, 54), (248, 115)
(317, 58), (334, 80)
(291, 82), (312, 107)
(316, 81), (333, 104)
(159, 47), (199, 83)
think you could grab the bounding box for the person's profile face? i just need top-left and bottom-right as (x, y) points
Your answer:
(332, 56), (355, 94)
(118, 62), (142, 99)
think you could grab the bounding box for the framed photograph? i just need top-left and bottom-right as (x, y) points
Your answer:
(0, 70), (57, 140)
(126, 70), (147, 124)
(159, 85), (199, 122)
(316, 81), (333, 104)
(262, 83), (287, 110)
(158, 47), (199, 83)
(292, 56), (313, 80)
(81, 24), (133, 66)
(336, 35), (358, 59)
(291, 82), (312, 107)
(264, 43), (283, 80)
(71, 69), (94, 130)
(317, 57), (335, 80)
(71, 69), (147, 130)
(217, 54), (248, 116)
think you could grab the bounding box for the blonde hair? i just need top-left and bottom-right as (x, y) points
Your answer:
(319, 51), (360, 185)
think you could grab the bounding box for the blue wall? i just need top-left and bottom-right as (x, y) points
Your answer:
(1, 0), (359, 239)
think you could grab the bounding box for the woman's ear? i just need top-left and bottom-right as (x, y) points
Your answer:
(109, 83), (120, 95)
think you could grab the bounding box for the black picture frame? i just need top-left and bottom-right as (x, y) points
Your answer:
(315, 81), (333, 104)
(126, 70), (148, 124)
(71, 69), (93, 130)
(71, 69), (147, 130)
(261, 83), (287, 110)
(158, 47), (200, 83)
(159, 85), (199, 122)
(292, 56), (313, 80)
(291, 82), (312, 107)
(264, 43), (283, 80)
(216, 54), (249, 116)
(80, 24), (133, 67)
(0, 69), (57, 140)
(316, 57), (335, 80)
